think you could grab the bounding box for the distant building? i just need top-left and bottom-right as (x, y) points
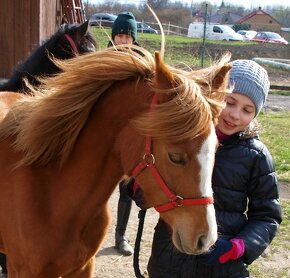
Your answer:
(192, 11), (241, 25)
(209, 12), (242, 25)
(192, 0), (241, 26)
(237, 7), (281, 32)
(191, 4), (283, 36)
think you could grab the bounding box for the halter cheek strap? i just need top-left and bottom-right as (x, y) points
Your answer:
(64, 34), (79, 55)
(131, 94), (214, 212)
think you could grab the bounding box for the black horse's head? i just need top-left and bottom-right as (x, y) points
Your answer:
(0, 21), (97, 93)
(59, 20), (97, 56)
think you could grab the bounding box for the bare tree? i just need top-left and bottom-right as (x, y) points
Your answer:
(146, 0), (170, 10)
(270, 6), (290, 27)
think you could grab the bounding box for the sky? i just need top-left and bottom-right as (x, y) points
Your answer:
(87, 0), (290, 9)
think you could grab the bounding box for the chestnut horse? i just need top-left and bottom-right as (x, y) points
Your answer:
(0, 46), (231, 277)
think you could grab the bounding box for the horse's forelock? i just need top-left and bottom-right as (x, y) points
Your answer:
(132, 72), (213, 142)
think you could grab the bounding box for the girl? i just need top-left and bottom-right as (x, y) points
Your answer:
(146, 59), (283, 277)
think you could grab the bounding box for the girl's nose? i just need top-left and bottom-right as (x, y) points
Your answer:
(229, 109), (240, 120)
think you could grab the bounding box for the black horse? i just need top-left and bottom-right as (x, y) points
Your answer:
(0, 21), (96, 275)
(0, 20), (97, 93)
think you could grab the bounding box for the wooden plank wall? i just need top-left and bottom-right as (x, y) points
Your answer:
(0, 0), (60, 78)
(40, 0), (61, 45)
(0, 1), (16, 78)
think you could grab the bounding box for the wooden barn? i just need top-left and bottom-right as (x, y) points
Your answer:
(0, 0), (85, 79)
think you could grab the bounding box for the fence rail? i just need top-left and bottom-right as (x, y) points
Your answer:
(149, 22), (188, 36)
(91, 21), (189, 37)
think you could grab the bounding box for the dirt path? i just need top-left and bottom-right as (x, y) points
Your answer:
(93, 189), (156, 278)
(279, 181), (290, 199)
(265, 95), (290, 112)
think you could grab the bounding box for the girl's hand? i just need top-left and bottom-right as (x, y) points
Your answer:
(197, 238), (245, 265)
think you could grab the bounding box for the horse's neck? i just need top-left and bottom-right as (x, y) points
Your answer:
(64, 80), (151, 203)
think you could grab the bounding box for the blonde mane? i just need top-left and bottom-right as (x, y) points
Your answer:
(0, 46), (229, 167)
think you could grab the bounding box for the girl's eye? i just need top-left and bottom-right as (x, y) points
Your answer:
(243, 108), (255, 114)
(168, 153), (186, 166)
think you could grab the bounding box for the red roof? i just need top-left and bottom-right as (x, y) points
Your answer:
(237, 7), (280, 25)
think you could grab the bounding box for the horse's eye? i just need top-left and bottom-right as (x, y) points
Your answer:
(168, 153), (186, 166)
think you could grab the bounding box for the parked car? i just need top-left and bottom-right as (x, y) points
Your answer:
(137, 22), (158, 34)
(251, 32), (288, 45)
(237, 30), (257, 41)
(89, 13), (117, 28)
(188, 23), (243, 41)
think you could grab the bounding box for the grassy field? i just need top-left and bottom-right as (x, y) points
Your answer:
(259, 112), (290, 182)
(90, 27), (290, 277)
(91, 28), (246, 67)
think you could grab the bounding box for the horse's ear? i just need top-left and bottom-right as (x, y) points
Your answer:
(211, 64), (232, 90)
(154, 51), (176, 89)
(76, 21), (90, 38)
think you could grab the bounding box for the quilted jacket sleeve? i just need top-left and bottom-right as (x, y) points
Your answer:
(235, 142), (282, 264)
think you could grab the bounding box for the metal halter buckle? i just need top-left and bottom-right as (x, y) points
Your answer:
(175, 195), (184, 207)
(142, 153), (156, 166)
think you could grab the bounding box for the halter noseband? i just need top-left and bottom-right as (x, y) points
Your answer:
(131, 94), (214, 212)
(64, 34), (79, 55)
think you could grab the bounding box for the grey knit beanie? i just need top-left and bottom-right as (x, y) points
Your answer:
(229, 60), (270, 116)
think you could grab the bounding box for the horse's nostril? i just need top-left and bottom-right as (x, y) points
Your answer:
(197, 235), (206, 250)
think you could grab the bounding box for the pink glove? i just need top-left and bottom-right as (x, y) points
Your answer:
(219, 238), (245, 263)
(197, 238), (245, 265)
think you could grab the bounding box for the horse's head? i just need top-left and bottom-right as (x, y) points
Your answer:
(121, 51), (231, 255)
(60, 21), (97, 56)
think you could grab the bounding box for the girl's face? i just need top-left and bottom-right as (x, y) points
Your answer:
(114, 34), (133, 45)
(217, 93), (256, 135)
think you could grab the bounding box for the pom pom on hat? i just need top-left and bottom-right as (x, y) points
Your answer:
(229, 60), (270, 116)
(112, 12), (137, 42)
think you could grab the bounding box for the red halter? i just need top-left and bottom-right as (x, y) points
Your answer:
(64, 34), (79, 55)
(131, 94), (214, 212)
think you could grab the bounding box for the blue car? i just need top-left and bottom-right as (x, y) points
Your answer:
(89, 13), (117, 28)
